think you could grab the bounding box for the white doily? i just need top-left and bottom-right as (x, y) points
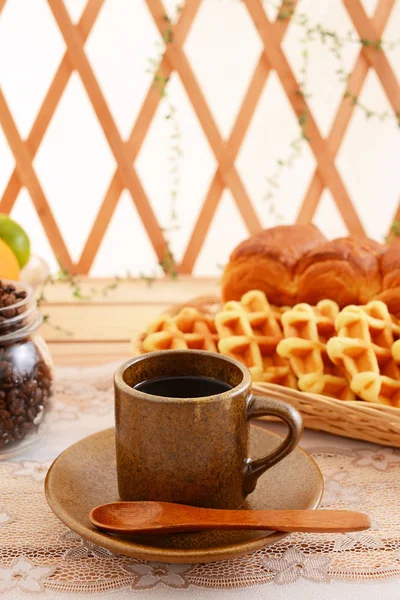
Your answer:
(1, 362), (400, 593)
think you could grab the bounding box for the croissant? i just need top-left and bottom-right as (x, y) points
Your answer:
(222, 225), (400, 312)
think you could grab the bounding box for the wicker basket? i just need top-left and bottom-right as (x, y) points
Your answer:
(138, 296), (400, 448)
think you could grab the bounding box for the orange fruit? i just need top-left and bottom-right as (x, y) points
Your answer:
(0, 238), (20, 280)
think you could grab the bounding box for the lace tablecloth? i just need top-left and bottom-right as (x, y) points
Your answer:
(2, 362), (400, 600)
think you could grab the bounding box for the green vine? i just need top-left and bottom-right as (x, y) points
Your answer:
(146, 0), (400, 244)
(27, 0), (400, 330)
(263, 4), (310, 221)
(146, 2), (184, 276)
(37, 262), (159, 336)
(165, 101), (182, 234)
(391, 220), (400, 238)
(262, 0), (400, 222)
(159, 242), (179, 279)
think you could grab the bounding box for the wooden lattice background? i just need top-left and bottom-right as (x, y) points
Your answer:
(0, 0), (400, 274)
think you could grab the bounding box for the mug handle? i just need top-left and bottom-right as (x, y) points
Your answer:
(243, 395), (303, 496)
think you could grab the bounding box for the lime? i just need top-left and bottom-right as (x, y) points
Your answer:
(0, 215), (30, 268)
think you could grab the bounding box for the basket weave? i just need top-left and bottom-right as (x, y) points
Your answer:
(138, 296), (400, 448)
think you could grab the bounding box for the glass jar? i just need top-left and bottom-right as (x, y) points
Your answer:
(0, 279), (53, 458)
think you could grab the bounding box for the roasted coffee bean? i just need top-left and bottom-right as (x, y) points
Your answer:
(11, 374), (22, 387)
(35, 365), (46, 378)
(0, 409), (10, 420)
(0, 362), (11, 378)
(0, 282), (29, 334)
(41, 378), (50, 390)
(6, 389), (18, 403)
(4, 294), (16, 306)
(9, 397), (24, 416)
(34, 387), (43, 404)
(26, 407), (38, 422)
(24, 381), (36, 395)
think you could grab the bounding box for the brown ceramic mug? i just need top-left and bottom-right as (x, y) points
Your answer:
(114, 350), (303, 509)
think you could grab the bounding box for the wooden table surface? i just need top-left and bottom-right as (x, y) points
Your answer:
(39, 277), (220, 366)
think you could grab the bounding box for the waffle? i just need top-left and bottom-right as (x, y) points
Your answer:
(270, 304), (291, 325)
(215, 291), (297, 387)
(360, 301), (400, 341)
(277, 301), (354, 400)
(279, 300), (339, 343)
(391, 315), (400, 340)
(141, 307), (219, 353)
(392, 338), (400, 364)
(327, 301), (400, 405)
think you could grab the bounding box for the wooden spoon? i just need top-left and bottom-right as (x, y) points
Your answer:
(89, 502), (371, 535)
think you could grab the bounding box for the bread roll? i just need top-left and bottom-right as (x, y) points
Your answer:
(222, 225), (327, 305)
(377, 239), (400, 316)
(296, 236), (384, 307)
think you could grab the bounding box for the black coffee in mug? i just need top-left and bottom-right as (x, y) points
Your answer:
(133, 375), (232, 398)
(116, 350), (302, 508)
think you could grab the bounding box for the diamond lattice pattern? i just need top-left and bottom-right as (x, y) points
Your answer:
(0, 0), (399, 274)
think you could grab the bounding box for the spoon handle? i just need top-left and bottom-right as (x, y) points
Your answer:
(89, 502), (371, 535)
(217, 509), (370, 533)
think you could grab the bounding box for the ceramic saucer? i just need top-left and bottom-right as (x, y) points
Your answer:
(45, 424), (323, 564)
